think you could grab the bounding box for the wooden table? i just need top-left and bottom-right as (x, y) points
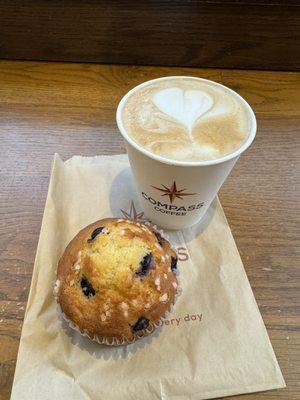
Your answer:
(0, 61), (299, 399)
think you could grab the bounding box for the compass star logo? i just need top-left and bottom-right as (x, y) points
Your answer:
(152, 181), (196, 204)
(120, 201), (147, 221)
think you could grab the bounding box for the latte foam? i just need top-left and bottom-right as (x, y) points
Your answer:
(120, 77), (251, 162)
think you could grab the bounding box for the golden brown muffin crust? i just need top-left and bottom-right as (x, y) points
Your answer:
(56, 218), (178, 342)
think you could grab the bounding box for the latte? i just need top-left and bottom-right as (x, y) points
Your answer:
(120, 77), (251, 162)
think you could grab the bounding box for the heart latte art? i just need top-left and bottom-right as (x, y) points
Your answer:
(121, 78), (250, 162)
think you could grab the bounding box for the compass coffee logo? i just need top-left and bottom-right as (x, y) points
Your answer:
(142, 181), (203, 216)
(152, 181), (195, 203)
(120, 200), (147, 221)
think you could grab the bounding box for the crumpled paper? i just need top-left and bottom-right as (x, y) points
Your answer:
(11, 154), (285, 400)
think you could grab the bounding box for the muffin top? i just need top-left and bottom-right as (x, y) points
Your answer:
(56, 218), (178, 344)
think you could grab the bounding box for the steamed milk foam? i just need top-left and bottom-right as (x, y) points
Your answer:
(121, 77), (250, 162)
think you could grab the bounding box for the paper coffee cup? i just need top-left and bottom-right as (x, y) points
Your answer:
(116, 77), (256, 230)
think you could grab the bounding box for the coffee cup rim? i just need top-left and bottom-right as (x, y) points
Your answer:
(116, 76), (257, 167)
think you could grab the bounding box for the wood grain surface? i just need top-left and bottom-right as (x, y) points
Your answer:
(0, 0), (300, 71)
(0, 61), (299, 399)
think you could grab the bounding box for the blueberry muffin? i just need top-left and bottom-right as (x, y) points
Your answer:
(55, 218), (179, 345)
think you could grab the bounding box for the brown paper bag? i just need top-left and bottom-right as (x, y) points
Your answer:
(11, 154), (285, 400)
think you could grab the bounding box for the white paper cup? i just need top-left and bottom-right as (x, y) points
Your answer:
(116, 77), (256, 230)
